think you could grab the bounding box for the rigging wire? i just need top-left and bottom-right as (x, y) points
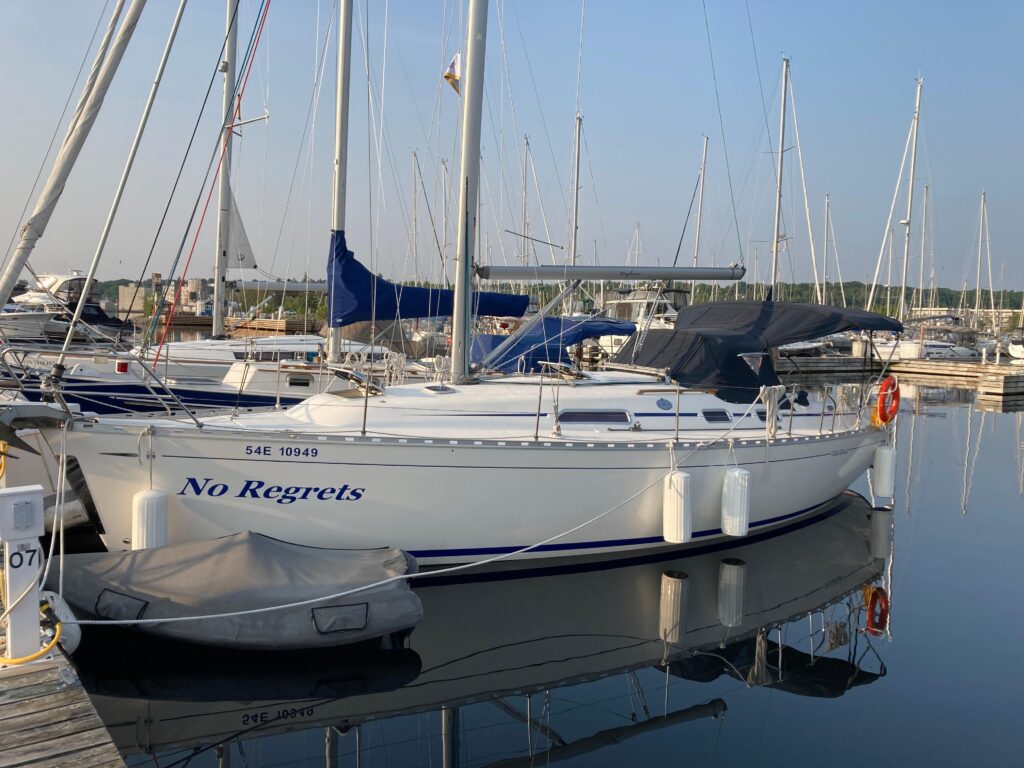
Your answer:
(263, 1), (336, 281)
(262, 0), (335, 324)
(510, 2), (568, 220)
(701, 0), (744, 263)
(134, 0), (251, 347)
(152, 0), (272, 361)
(580, 124), (608, 260)
(0, 1), (112, 275)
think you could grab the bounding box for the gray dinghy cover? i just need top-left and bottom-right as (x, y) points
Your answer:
(48, 532), (424, 650)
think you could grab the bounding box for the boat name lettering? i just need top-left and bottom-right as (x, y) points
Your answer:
(177, 477), (364, 503)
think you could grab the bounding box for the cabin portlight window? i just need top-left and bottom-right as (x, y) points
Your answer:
(701, 409), (731, 423)
(287, 374), (314, 388)
(558, 410), (631, 424)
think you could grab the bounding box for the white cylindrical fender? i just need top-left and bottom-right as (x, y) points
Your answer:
(132, 490), (167, 550)
(662, 470), (692, 544)
(870, 507), (893, 560)
(41, 590), (80, 656)
(659, 570), (689, 644)
(718, 558), (746, 628)
(872, 445), (896, 498)
(721, 467), (751, 537)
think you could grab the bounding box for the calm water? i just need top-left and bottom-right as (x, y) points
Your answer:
(73, 392), (1024, 767)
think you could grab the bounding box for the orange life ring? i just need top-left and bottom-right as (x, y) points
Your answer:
(876, 376), (900, 424)
(866, 586), (890, 636)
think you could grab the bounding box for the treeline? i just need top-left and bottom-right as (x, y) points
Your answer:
(99, 278), (1023, 321)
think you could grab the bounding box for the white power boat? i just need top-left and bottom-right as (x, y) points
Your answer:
(598, 286), (686, 355)
(872, 338), (978, 360)
(0, 308), (58, 340)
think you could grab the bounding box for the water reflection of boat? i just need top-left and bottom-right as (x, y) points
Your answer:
(78, 491), (885, 759)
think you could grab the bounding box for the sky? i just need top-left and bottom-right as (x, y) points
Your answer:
(0, 0), (1021, 296)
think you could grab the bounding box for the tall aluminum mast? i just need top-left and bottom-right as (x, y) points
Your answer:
(327, 0), (355, 362)
(822, 193), (830, 305)
(449, 0), (489, 382)
(689, 135), (709, 303)
(897, 78), (923, 322)
(212, 0), (239, 337)
(915, 184), (929, 314)
(973, 192), (985, 328)
(768, 58), (790, 295)
(568, 112), (583, 265)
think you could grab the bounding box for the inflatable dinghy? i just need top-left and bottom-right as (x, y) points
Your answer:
(47, 532), (423, 650)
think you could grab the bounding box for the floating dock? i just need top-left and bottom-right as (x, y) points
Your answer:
(775, 354), (1024, 403)
(888, 359), (1024, 398)
(0, 659), (123, 767)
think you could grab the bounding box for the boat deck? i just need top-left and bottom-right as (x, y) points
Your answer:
(0, 658), (123, 767)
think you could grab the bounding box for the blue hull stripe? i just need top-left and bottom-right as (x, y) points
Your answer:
(407, 498), (832, 558)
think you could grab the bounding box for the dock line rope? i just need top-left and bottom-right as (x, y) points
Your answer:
(64, 396), (767, 627)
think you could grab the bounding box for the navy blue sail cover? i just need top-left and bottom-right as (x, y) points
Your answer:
(472, 316), (635, 372)
(613, 300), (902, 402)
(327, 230), (529, 327)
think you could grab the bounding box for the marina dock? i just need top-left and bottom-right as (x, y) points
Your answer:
(775, 355), (1024, 403)
(0, 659), (123, 768)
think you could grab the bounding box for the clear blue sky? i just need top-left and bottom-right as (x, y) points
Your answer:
(0, 1), (1020, 296)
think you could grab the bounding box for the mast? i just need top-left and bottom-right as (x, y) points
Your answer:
(984, 195), (997, 331)
(212, 0), (238, 338)
(885, 227), (894, 317)
(521, 135), (529, 266)
(411, 151), (419, 271)
(787, 72), (821, 303)
(0, 0), (146, 308)
(897, 77), (923, 323)
(449, 0), (489, 382)
(568, 113), (583, 266)
(915, 184), (929, 315)
(327, 0), (354, 363)
(768, 57), (790, 296)
(822, 193), (830, 305)
(973, 192), (984, 329)
(690, 135), (709, 301)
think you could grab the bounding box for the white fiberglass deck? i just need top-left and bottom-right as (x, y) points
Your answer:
(95, 370), (855, 443)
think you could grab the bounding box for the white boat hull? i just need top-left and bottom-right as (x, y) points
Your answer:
(62, 422), (884, 565)
(0, 311), (57, 339)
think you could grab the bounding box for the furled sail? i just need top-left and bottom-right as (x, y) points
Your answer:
(326, 230), (529, 327)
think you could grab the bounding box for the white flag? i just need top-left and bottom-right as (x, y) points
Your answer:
(444, 52), (461, 95)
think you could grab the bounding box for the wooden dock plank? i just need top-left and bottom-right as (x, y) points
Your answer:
(0, 660), (123, 768)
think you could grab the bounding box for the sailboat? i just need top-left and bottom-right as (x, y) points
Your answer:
(10, 0), (904, 568)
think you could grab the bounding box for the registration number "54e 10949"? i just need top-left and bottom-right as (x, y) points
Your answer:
(245, 445), (319, 458)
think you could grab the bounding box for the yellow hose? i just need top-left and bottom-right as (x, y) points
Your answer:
(0, 621), (62, 666)
(0, 441), (7, 479)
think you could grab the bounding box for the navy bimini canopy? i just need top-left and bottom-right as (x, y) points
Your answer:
(327, 230), (529, 327)
(613, 300), (902, 402)
(473, 316), (635, 373)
